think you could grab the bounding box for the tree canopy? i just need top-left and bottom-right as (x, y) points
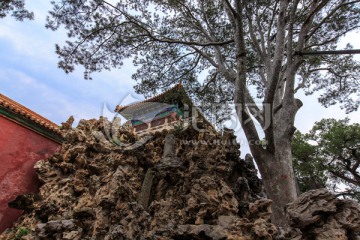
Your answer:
(46, 0), (360, 113)
(292, 131), (328, 193)
(43, 0), (360, 227)
(0, 0), (33, 21)
(293, 118), (360, 200)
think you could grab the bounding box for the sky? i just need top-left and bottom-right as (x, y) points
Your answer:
(0, 1), (359, 156)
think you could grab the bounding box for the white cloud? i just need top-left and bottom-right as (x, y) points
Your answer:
(0, 68), (95, 124)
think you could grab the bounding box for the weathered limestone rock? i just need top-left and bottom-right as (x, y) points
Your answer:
(138, 168), (154, 210)
(0, 118), (277, 239)
(8, 194), (42, 212)
(61, 115), (74, 130)
(3, 118), (359, 239)
(286, 188), (360, 239)
(156, 133), (183, 171)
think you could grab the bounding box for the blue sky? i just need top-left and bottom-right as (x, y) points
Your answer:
(0, 1), (359, 155)
(0, 1), (143, 125)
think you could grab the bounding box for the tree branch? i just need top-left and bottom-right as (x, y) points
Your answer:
(329, 169), (360, 186)
(102, 0), (234, 47)
(222, 0), (237, 19)
(307, 0), (360, 39)
(244, 3), (266, 63)
(263, 0), (289, 153)
(198, 71), (219, 94)
(190, 46), (219, 68)
(297, 49), (360, 56)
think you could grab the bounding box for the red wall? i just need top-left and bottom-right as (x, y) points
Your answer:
(0, 116), (60, 232)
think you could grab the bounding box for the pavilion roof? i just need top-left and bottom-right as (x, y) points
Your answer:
(115, 83), (215, 130)
(115, 83), (186, 113)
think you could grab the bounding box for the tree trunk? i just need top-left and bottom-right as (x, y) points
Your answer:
(231, 0), (298, 228)
(256, 141), (298, 228)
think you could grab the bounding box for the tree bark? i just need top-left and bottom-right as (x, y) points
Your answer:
(256, 141), (298, 227)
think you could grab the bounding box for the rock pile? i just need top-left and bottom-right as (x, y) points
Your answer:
(0, 117), (278, 240)
(286, 188), (360, 240)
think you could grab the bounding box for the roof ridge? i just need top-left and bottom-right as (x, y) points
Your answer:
(116, 82), (183, 112)
(0, 93), (60, 133)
